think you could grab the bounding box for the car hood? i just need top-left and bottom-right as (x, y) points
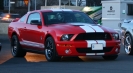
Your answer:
(48, 23), (117, 33)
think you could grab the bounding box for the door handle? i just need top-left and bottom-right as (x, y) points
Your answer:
(24, 27), (26, 30)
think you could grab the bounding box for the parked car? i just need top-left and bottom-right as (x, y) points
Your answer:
(8, 9), (120, 62)
(119, 19), (133, 55)
(0, 13), (20, 22)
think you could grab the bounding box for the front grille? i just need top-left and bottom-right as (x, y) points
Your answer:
(76, 47), (113, 53)
(74, 33), (112, 41)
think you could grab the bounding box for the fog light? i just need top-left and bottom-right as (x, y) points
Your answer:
(65, 49), (72, 54)
(115, 48), (119, 53)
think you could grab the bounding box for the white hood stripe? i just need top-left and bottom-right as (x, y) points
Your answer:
(88, 26), (104, 32)
(75, 23), (104, 33)
(86, 40), (97, 47)
(80, 26), (95, 33)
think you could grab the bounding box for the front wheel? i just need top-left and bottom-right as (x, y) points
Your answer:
(11, 35), (26, 57)
(44, 37), (61, 62)
(124, 33), (133, 55)
(102, 55), (118, 60)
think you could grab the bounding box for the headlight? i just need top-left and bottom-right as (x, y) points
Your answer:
(61, 34), (73, 41)
(112, 33), (119, 40)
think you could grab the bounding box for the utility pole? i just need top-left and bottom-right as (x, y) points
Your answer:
(35, 0), (36, 10)
(9, 0), (10, 14)
(28, 0), (30, 11)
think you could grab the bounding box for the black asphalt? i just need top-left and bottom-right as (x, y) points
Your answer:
(0, 34), (133, 73)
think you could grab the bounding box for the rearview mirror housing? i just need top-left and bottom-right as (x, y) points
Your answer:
(30, 20), (41, 25)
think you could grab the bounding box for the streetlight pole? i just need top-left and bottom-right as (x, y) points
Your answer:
(35, 0), (36, 10)
(9, 0), (10, 14)
(59, 0), (61, 9)
(28, 0), (30, 11)
(76, 0), (78, 6)
(45, 0), (47, 6)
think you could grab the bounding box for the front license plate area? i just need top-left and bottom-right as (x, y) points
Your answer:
(92, 44), (103, 50)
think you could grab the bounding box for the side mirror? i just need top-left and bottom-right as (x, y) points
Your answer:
(124, 19), (130, 23)
(30, 20), (41, 25)
(12, 18), (20, 22)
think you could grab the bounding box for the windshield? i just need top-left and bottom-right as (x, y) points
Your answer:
(43, 11), (95, 25)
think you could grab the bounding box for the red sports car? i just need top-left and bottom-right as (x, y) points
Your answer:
(8, 9), (120, 61)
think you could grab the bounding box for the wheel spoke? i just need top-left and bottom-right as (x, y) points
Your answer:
(126, 36), (130, 45)
(125, 35), (132, 54)
(46, 40), (54, 59)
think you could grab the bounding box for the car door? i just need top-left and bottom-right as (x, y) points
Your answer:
(17, 14), (28, 41)
(24, 12), (44, 50)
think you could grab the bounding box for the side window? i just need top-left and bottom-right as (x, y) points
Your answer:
(27, 13), (41, 24)
(19, 15), (26, 22)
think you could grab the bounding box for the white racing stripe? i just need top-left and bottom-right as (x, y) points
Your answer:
(96, 40), (106, 47)
(80, 26), (95, 33)
(86, 53), (95, 55)
(86, 40), (106, 47)
(86, 53), (104, 55)
(20, 40), (45, 48)
(88, 25), (104, 32)
(86, 40), (106, 56)
(86, 40), (97, 47)
(71, 23), (104, 33)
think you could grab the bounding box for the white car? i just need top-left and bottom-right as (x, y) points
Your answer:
(119, 19), (133, 55)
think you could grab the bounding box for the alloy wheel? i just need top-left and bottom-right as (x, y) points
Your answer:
(124, 35), (132, 54)
(45, 40), (54, 60)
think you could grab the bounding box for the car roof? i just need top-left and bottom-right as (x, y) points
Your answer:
(27, 9), (81, 13)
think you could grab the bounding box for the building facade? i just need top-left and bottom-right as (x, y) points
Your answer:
(2, 0), (102, 15)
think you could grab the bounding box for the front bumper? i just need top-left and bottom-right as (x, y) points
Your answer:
(56, 40), (120, 56)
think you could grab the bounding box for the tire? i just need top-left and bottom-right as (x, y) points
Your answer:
(45, 37), (61, 62)
(124, 33), (133, 55)
(11, 35), (26, 57)
(102, 55), (118, 60)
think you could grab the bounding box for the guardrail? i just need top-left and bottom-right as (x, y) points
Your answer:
(0, 23), (9, 34)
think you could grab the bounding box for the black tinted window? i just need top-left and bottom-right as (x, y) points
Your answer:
(43, 12), (94, 25)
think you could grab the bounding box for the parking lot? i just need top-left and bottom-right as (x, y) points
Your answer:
(0, 34), (133, 73)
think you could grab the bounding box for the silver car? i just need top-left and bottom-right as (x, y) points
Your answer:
(119, 19), (133, 55)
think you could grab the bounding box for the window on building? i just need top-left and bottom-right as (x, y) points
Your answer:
(127, 4), (133, 15)
(4, 0), (9, 7)
(16, 0), (25, 7)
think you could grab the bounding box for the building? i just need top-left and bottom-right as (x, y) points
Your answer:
(0, 0), (4, 10)
(2, 0), (102, 15)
